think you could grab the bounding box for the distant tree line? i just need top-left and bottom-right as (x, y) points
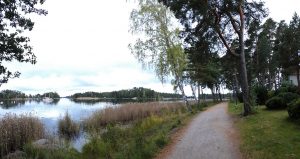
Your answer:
(70, 87), (182, 100)
(0, 90), (26, 99)
(0, 90), (60, 99)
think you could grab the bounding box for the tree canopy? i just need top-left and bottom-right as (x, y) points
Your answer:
(158, 0), (267, 115)
(0, 0), (47, 86)
(129, 0), (191, 105)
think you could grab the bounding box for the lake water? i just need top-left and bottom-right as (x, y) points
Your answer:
(0, 98), (130, 151)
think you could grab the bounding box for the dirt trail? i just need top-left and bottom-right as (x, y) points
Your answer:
(157, 102), (241, 159)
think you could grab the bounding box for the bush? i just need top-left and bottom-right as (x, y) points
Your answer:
(58, 112), (79, 139)
(267, 90), (276, 99)
(278, 82), (299, 94)
(0, 113), (45, 157)
(265, 96), (286, 109)
(24, 144), (80, 159)
(287, 99), (300, 119)
(82, 138), (109, 159)
(254, 85), (268, 105)
(278, 92), (299, 105)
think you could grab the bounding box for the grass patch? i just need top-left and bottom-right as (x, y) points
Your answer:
(24, 143), (80, 159)
(229, 103), (300, 159)
(0, 113), (45, 157)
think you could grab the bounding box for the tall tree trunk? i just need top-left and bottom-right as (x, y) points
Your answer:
(210, 87), (216, 102)
(239, 3), (252, 116)
(217, 85), (223, 101)
(297, 68), (300, 90)
(197, 82), (201, 104)
(234, 70), (239, 105)
(202, 87), (206, 102)
(190, 84), (198, 101)
(179, 83), (191, 111)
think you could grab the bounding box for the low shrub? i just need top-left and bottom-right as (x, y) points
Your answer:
(278, 82), (299, 94)
(154, 133), (167, 148)
(265, 96), (286, 109)
(287, 99), (300, 119)
(82, 137), (109, 159)
(24, 144), (80, 159)
(267, 90), (276, 99)
(58, 112), (79, 139)
(278, 92), (299, 105)
(0, 113), (45, 157)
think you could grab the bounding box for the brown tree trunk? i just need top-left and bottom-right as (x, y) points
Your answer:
(197, 83), (201, 105)
(239, 3), (252, 116)
(297, 68), (300, 90)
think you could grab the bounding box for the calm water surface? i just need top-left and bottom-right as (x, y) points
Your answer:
(0, 98), (124, 151)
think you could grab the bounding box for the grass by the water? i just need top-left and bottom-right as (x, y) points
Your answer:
(229, 103), (300, 159)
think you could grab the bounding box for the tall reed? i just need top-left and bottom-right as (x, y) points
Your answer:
(58, 112), (80, 139)
(84, 102), (185, 130)
(0, 113), (45, 157)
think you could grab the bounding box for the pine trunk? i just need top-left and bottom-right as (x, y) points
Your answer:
(239, 3), (252, 116)
(297, 68), (300, 90)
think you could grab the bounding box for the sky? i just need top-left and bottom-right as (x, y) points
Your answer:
(1, 0), (300, 96)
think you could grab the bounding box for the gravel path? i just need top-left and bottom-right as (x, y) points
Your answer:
(164, 102), (241, 159)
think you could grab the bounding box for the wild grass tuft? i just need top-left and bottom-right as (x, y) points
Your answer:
(0, 113), (45, 157)
(58, 112), (80, 139)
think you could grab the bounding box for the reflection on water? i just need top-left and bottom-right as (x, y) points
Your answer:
(0, 100), (26, 109)
(0, 98), (114, 151)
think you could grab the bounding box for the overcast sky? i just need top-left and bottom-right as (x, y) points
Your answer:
(1, 0), (300, 96)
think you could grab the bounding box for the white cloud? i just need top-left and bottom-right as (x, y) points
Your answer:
(264, 0), (300, 22)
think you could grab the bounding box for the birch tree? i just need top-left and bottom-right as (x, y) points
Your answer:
(129, 0), (189, 106)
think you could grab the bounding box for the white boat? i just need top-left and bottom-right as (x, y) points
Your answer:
(43, 97), (53, 103)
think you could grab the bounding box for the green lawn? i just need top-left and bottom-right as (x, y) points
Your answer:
(229, 103), (300, 159)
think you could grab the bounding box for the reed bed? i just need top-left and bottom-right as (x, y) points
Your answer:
(58, 112), (80, 139)
(0, 113), (45, 157)
(84, 102), (186, 129)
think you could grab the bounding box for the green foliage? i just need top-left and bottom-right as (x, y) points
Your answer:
(58, 112), (79, 139)
(277, 13), (300, 79)
(0, 90), (26, 99)
(287, 99), (300, 119)
(24, 144), (80, 159)
(278, 92), (299, 105)
(254, 85), (269, 105)
(82, 137), (109, 159)
(0, 0), (47, 86)
(279, 82), (299, 94)
(265, 96), (286, 109)
(267, 90), (276, 99)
